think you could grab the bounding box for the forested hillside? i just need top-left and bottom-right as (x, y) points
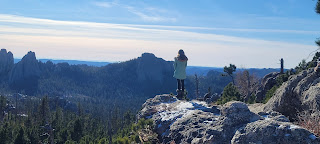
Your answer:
(0, 49), (233, 143)
(0, 49), (233, 114)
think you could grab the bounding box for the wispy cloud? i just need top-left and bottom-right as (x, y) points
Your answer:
(91, 1), (177, 22)
(92, 1), (114, 8)
(126, 24), (320, 34)
(3, 13), (313, 35)
(124, 6), (177, 22)
(0, 14), (317, 68)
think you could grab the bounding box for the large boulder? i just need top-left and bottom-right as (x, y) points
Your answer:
(138, 94), (320, 143)
(137, 94), (177, 120)
(0, 49), (14, 78)
(232, 119), (318, 144)
(255, 72), (279, 102)
(263, 69), (320, 120)
(220, 101), (261, 127)
(9, 51), (41, 94)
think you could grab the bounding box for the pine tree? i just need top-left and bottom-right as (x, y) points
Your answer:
(0, 127), (8, 144)
(0, 95), (6, 120)
(71, 118), (83, 142)
(52, 106), (63, 131)
(27, 128), (39, 144)
(14, 127), (27, 144)
(217, 83), (241, 104)
(38, 96), (50, 125)
(223, 64), (237, 85)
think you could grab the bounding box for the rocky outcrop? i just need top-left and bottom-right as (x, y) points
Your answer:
(232, 118), (318, 144)
(263, 69), (320, 120)
(9, 51), (41, 94)
(136, 53), (173, 83)
(255, 72), (280, 102)
(9, 51), (41, 83)
(138, 94), (319, 144)
(0, 49), (14, 78)
(203, 92), (220, 104)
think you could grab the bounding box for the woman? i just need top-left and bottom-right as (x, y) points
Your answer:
(173, 49), (188, 98)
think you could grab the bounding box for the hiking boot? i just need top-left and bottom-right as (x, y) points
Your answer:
(176, 90), (183, 99)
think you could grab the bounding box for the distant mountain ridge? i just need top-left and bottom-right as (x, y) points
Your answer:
(1, 50), (177, 115)
(14, 59), (281, 77)
(187, 66), (284, 78)
(14, 59), (110, 67)
(0, 49), (295, 126)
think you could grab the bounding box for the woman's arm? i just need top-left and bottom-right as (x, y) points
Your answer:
(174, 58), (177, 70)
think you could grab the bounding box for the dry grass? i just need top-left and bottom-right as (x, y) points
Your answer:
(296, 110), (320, 136)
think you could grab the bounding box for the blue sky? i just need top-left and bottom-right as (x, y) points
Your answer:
(0, 0), (319, 68)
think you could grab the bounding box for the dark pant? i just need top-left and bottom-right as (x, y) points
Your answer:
(177, 79), (185, 91)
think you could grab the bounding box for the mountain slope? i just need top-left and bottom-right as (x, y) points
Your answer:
(0, 49), (226, 116)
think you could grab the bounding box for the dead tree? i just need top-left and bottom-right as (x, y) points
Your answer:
(195, 74), (199, 99)
(280, 58), (284, 74)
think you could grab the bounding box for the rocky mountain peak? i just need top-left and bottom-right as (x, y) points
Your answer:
(0, 48), (14, 77)
(1, 48), (7, 53)
(140, 53), (156, 59)
(22, 51), (37, 62)
(9, 51), (41, 94)
(136, 53), (173, 82)
(138, 94), (320, 143)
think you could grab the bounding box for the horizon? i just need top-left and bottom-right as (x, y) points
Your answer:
(10, 50), (282, 69)
(1, 0), (320, 68)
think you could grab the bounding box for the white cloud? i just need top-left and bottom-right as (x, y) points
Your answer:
(91, 1), (177, 22)
(126, 6), (176, 22)
(0, 14), (317, 68)
(123, 5), (177, 22)
(92, 1), (114, 8)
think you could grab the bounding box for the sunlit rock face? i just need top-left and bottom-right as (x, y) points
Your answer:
(138, 94), (320, 144)
(255, 72), (280, 102)
(263, 69), (320, 120)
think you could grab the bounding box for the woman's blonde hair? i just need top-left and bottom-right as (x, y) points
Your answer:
(177, 49), (188, 61)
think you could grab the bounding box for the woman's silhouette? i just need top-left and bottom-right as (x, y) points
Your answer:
(173, 49), (188, 99)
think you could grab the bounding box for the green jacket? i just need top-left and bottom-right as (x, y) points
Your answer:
(173, 57), (187, 80)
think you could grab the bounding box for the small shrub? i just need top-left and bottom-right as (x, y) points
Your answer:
(297, 110), (320, 136)
(134, 135), (140, 143)
(113, 136), (130, 144)
(98, 138), (108, 144)
(262, 72), (290, 104)
(295, 59), (307, 74)
(216, 83), (241, 105)
(276, 73), (289, 86)
(247, 94), (256, 104)
(118, 118), (154, 143)
(263, 85), (278, 104)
